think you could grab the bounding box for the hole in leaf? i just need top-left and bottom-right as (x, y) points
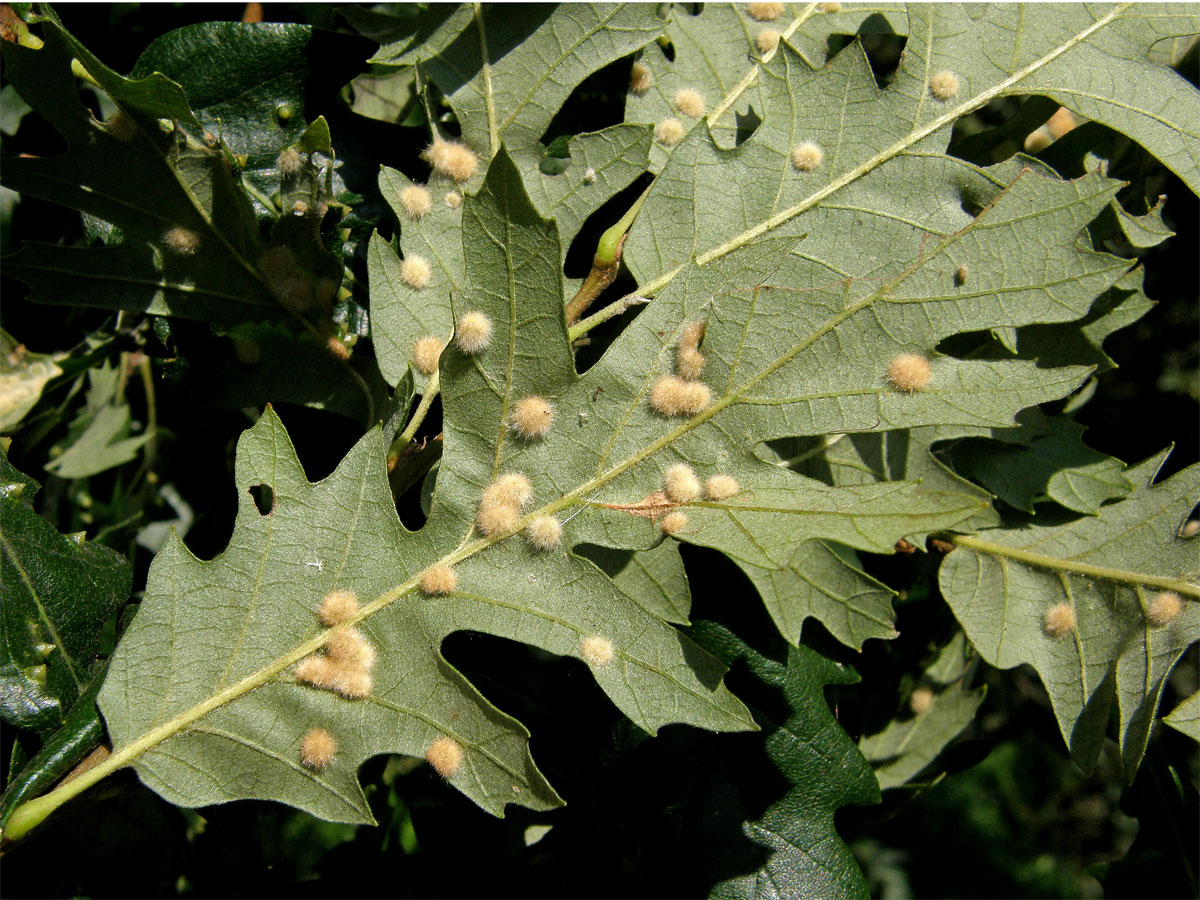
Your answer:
(536, 53), (640, 171)
(1182, 504), (1199, 538)
(825, 15), (905, 88)
(248, 484), (274, 515)
(947, 94), (1059, 167)
(733, 105), (761, 147)
(935, 330), (1014, 361)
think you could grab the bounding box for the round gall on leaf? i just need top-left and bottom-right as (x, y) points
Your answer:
(420, 564), (458, 596)
(1024, 127), (1053, 154)
(660, 511), (688, 534)
(400, 184), (433, 219)
(955, 264), (969, 286)
(319, 588), (360, 626)
(326, 335), (350, 361)
(680, 380), (713, 415)
(425, 138), (478, 182)
(663, 463), (701, 503)
(412, 335), (444, 375)
(1147, 591), (1183, 626)
(886, 353), (933, 392)
(910, 687), (934, 715)
(445, 191), (462, 209)
(655, 118), (685, 147)
(295, 655), (339, 690)
(679, 320), (707, 351)
(300, 728), (337, 771)
(277, 147), (304, 178)
(676, 346), (706, 380)
(482, 472), (534, 509)
(579, 635), (615, 667)
(818, 1), (841, 11)
(747, 1), (784, 21)
(629, 61), (653, 95)
(755, 28), (781, 54)
(791, 141), (824, 172)
(400, 254), (432, 289)
(929, 70), (961, 101)
(525, 515), (563, 552)
(332, 666), (373, 699)
(509, 396), (555, 439)
(162, 226), (201, 256)
(649, 376), (713, 417)
(1042, 603), (1076, 639)
(673, 88), (706, 119)
(704, 474), (740, 501)
(454, 310), (493, 354)
(327, 626), (377, 671)
(477, 502), (520, 537)
(426, 736), (464, 778)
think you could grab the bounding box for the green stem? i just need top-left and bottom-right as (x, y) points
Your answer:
(138, 356), (158, 469)
(567, 290), (651, 342)
(474, 2), (499, 159)
(241, 179), (279, 216)
(396, 370), (440, 448)
(943, 533), (1200, 597)
(596, 182), (650, 264)
(564, 183), (653, 328)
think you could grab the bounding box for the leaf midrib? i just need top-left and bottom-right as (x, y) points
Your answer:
(20, 0), (1142, 828)
(633, 3), (1134, 299)
(950, 532), (1200, 596)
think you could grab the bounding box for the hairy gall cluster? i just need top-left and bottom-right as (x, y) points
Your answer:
(424, 138), (478, 182)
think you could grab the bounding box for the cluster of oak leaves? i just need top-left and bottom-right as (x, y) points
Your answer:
(137, 0), (1195, 783)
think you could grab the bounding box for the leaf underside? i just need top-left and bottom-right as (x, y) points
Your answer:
(940, 453), (1200, 775)
(17, 0), (1193, 832)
